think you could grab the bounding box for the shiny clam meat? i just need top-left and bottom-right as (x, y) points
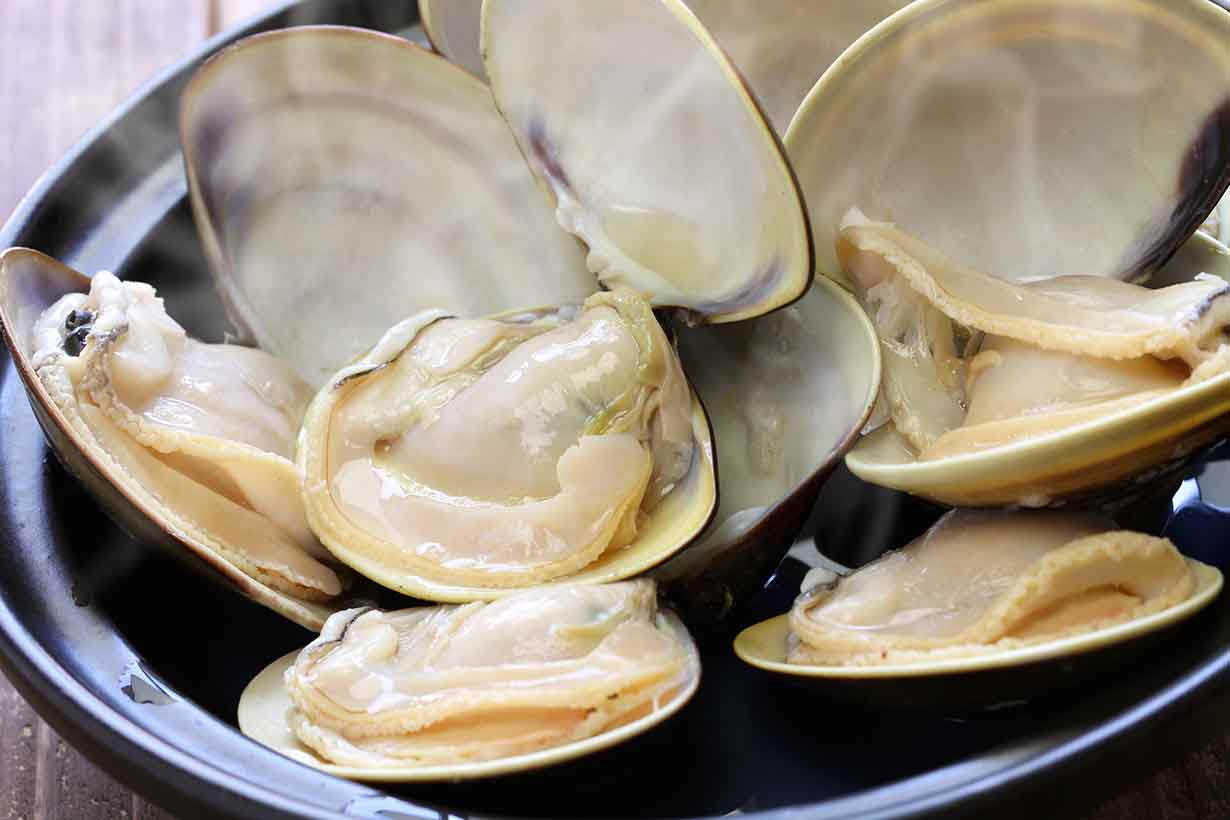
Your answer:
(299, 289), (716, 599)
(0, 249), (344, 630)
(840, 218), (1230, 506)
(238, 580), (700, 778)
(734, 510), (1222, 680)
(786, 510), (1212, 666)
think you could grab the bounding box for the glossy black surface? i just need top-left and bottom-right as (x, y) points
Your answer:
(2, 2), (1230, 819)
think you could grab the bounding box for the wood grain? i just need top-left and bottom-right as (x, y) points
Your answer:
(0, 0), (1225, 818)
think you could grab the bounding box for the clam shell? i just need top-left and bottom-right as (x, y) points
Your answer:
(0, 248), (339, 630)
(419, 0), (911, 134)
(482, 0), (812, 322)
(297, 302), (718, 602)
(181, 26), (594, 387)
(656, 274), (881, 625)
(787, 0), (1230, 284)
(734, 561), (1221, 703)
(844, 233), (1230, 508)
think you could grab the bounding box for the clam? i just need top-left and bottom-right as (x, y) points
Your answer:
(238, 580), (700, 780)
(420, 0), (912, 134)
(298, 290), (717, 600)
(783, 0), (1230, 507)
(840, 220), (1230, 507)
(0, 248), (346, 630)
(735, 510), (1222, 703)
(180, 7), (877, 613)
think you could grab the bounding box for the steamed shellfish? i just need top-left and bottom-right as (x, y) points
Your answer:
(0, 249), (345, 629)
(785, 510), (1210, 667)
(238, 580), (699, 777)
(298, 289), (716, 599)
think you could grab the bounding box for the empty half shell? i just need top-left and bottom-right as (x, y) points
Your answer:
(181, 26), (593, 386)
(736, 510), (1221, 678)
(655, 274), (880, 625)
(482, 0), (812, 322)
(787, 0), (1230, 283)
(238, 580), (700, 780)
(0, 249), (346, 630)
(299, 290), (716, 600)
(841, 221), (1230, 507)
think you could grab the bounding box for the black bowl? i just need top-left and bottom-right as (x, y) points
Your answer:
(3, 2), (1230, 818)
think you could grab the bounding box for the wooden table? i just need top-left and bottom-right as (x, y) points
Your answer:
(0, 1), (1227, 817)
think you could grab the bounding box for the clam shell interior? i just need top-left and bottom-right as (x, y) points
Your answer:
(787, 0), (1230, 284)
(419, 0), (911, 134)
(181, 25), (594, 386)
(297, 302), (718, 602)
(735, 561), (1222, 679)
(482, 0), (812, 322)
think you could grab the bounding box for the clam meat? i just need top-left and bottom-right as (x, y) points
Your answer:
(241, 580), (699, 770)
(842, 214), (1230, 458)
(298, 288), (716, 598)
(788, 510), (1206, 667)
(28, 265), (343, 612)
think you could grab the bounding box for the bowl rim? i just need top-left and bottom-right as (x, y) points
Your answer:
(2, 2), (1230, 819)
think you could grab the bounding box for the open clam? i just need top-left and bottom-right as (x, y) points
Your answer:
(840, 224), (1230, 508)
(238, 580), (700, 781)
(178, 6), (878, 613)
(784, 0), (1230, 507)
(735, 510), (1223, 706)
(0, 249), (346, 630)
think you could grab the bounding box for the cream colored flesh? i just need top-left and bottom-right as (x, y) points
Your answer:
(919, 337), (1187, 460)
(788, 510), (1197, 666)
(841, 219), (1230, 464)
(482, 0), (811, 322)
(300, 290), (715, 596)
(251, 581), (699, 769)
(31, 273), (341, 603)
(839, 217), (1230, 366)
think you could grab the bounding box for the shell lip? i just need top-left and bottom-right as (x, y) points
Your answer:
(846, 368), (1230, 489)
(734, 559), (1223, 680)
(237, 612), (702, 782)
(0, 247), (334, 632)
